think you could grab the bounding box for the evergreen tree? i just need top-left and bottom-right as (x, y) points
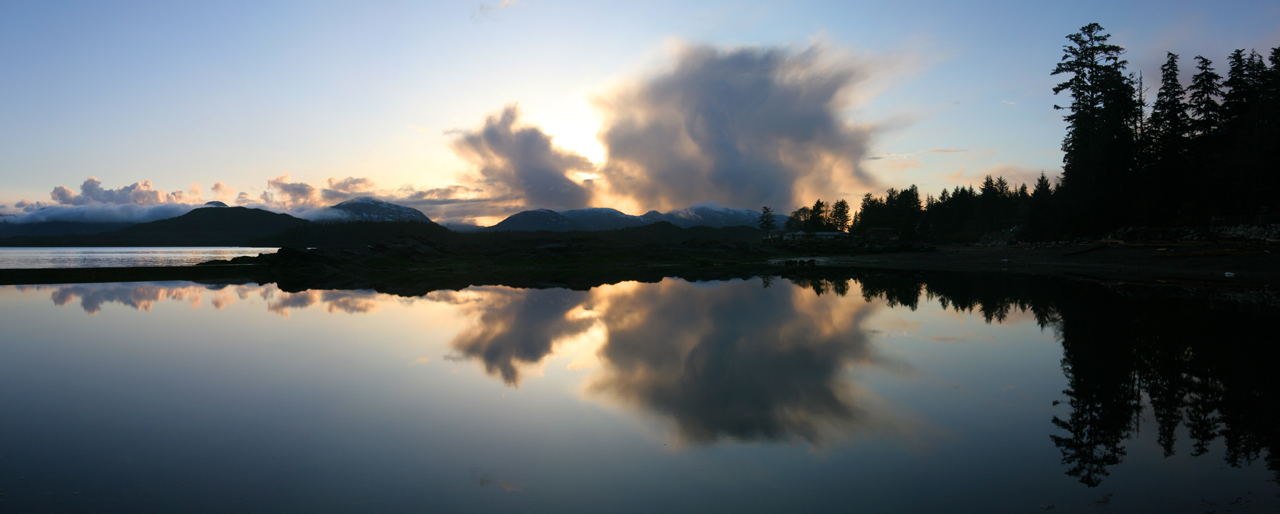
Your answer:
(758, 206), (777, 236)
(1150, 53), (1190, 155)
(806, 199), (830, 232)
(1029, 172), (1056, 237)
(830, 199), (851, 232)
(1051, 23), (1141, 232)
(1222, 49), (1261, 129)
(1146, 53), (1192, 220)
(1187, 56), (1223, 137)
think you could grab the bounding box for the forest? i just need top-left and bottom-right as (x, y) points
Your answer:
(769, 23), (1280, 242)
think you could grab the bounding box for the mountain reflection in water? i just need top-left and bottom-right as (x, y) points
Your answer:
(19, 273), (1280, 491)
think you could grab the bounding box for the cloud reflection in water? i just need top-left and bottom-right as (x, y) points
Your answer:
(28, 278), (893, 446)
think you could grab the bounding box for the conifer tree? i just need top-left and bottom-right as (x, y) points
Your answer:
(1051, 23), (1140, 232)
(830, 199), (851, 232)
(1150, 53), (1190, 156)
(758, 206), (777, 236)
(1187, 56), (1223, 137)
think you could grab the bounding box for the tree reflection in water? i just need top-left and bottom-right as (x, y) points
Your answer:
(849, 272), (1280, 488)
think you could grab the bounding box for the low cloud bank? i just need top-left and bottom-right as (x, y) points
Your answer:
(10, 203), (198, 224)
(5, 175), (502, 226)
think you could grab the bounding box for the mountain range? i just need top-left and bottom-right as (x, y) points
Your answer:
(1, 198), (780, 246)
(484, 204), (786, 232)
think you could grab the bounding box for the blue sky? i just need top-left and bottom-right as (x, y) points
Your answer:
(2, 0), (1277, 223)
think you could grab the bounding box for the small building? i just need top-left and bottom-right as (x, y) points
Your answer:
(780, 231), (850, 241)
(865, 227), (899, 241)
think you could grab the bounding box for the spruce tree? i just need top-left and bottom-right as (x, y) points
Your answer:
(830, 199), (851, 232)
(758, 206), (777, 236)
(1051, 23), (1140, 232)
(1187, 56), (1223, 138)
(1147, 53), (1191, 220)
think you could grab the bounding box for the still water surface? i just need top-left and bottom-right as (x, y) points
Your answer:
(0, 247), (277, 269)
(1, 274), (1275, 513)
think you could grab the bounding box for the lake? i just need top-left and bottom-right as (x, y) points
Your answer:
(1, 273), (1275, 513)
(0, 247), (277, 269)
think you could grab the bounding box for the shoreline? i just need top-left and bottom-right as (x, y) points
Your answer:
(1, 241), (1274, 293)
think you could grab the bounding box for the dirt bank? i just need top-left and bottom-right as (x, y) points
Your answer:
(829, 240), (1277, 290)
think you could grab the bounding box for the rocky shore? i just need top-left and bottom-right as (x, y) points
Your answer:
(2, 235), (1274, 296)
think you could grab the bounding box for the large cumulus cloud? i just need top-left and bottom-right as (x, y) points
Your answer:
(451, 105), (595, 210)
(596, 43), (876, 212)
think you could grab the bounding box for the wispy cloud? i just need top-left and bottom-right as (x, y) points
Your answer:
(478, 0), (518, 13)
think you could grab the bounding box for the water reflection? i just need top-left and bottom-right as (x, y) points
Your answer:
(587, 279), (882, 444)
(867, 273), (1280, 488)
(20, 273), (1280, 489)
(18, 282), (405, 317)
(447, 287), (595, 384)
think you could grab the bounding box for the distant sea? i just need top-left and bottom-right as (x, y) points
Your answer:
(0, 247), (277, 269)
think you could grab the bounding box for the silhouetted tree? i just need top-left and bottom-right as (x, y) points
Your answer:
(806, 199), (830, 232)
(1028, 172), (1057, 237)
(1146, 52), (1192, 220)
(830, 199), (851, 232)
(1187, 56), (1223, 138)
(1052, 23), (1141, 233)
(785, 207), (811, 233)
(758, 206), (777, 236)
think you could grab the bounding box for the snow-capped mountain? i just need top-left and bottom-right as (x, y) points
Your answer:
(660, 203), (776, 229)
(320, 197), (432, 223)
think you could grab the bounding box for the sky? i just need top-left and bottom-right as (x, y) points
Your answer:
(2, 0), (1277, 225)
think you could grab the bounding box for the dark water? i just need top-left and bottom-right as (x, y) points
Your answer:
(0, 273), (1276, 513)
(0, 247), (277, 269)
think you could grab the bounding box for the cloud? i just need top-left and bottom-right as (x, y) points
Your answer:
(264, 173), (323, 209)
(587, 278), (883, 444)
(478, 0), (517, 12)
(50, 177), (195, 206)
(451, 105), (595, 210)
(448, 287), (595, 385)
(43, 282), (211, 314)
(211, 181), (235, 201)
(595, 42), (877, 212)
(10, 203), (198, 224)
(321, 176), (377, 203)
(441, 278), (891, 445)
(0, 177), (212, 223)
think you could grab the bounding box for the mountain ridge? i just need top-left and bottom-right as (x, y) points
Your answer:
(482, 204), (788, 232)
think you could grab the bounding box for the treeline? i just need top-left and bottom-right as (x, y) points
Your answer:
(1051, 23), (1279, 233)
(772, 175), (1052, 242)
(768, 24), (1280, 241)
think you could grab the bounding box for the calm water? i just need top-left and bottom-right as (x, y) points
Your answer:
(0, 247), (277, 269)
(0, 274), (1275, 513)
